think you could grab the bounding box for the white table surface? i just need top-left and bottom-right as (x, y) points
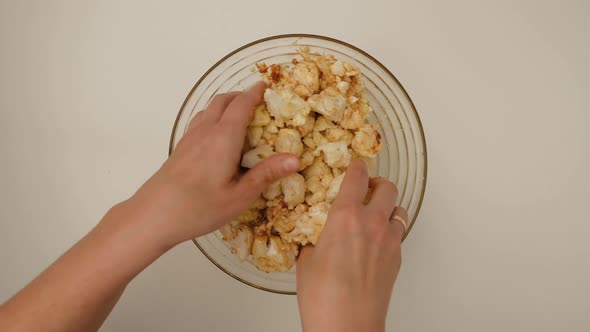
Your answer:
(1, 1), (588, 331)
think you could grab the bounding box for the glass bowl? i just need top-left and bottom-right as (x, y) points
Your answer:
(169, 34), (427, 294)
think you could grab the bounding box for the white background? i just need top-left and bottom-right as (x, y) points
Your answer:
(1, 0), (588, 331)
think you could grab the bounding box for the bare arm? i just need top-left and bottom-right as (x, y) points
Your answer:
(0, 201), (168, 332)
(0, 82), (300, 332)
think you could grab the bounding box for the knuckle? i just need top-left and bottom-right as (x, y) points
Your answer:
(211, 92), (234, 104)
(386, 181), (398, 196)
(329, 205), (362, 227)
(252, 164), (281, 186)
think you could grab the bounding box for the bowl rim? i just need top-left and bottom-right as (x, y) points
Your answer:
(168, 33), (428, 295)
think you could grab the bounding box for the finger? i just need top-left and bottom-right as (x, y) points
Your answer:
(232, 153), (299, 205)
(219, 81), (267, 140)
(368, 177), (399, 217)
(389, 206), (409, 241)
(333, 159), (369, 206)
(187, 92), (241, 131)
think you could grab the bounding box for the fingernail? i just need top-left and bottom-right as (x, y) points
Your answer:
(283, 157), (300, 171)
(352, 158), (368, 169)
(247, 81), (266, 91)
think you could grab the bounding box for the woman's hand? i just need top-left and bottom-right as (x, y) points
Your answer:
(296, 160), (408, 332)
(128, 82), (300, 248)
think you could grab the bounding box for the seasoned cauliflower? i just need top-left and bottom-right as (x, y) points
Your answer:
(299, 150), (315, 170)
(305, 175), (326, 205)
(307, 87), (347, 122)
(303, 157), (332, 179)
(302, 133), (316, 149)
(241, 144), (274, 168)
(297, 115), (316, 137)
(330, 60), (346, 77)
(225, 48), (384, 272)
(324, 127), (353, 143)
(326, 173), (345, 202)
(281, 173), (306, 208)
(312, 131), (329, 147)
(283, 202), (330, 245)
(314, 116), (335, 132)
(252, 235), (298, 272)
(315, 141), (351, 168)
(351, 124), (382, 158)
(276, 128), (304, 156)
(267, 196), (308, 233)
(263, 180), (281, 200)
(251, 104), (272, 126)
(219, 221), (254, 261)
(292, 61), (320, 98)
(236, 197), (266, 224)
(247, 126), (263, 147)
(336, 81), (350, 94)
(340, 99), (370, 129)
(264, 88), (310, 126)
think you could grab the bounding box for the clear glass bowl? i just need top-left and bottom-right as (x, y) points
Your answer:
(169, 34), (427, 294)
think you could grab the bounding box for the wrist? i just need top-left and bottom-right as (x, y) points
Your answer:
(98, 198), (176, 260)
(300, 308), (385, 332)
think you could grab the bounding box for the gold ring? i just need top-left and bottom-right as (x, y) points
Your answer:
(392, 215), (407, 233)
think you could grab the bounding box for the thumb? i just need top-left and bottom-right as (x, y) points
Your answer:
(233, 153), (300, 205)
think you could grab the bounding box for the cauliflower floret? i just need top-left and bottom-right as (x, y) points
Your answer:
(251, 104), (272, 126)
(351, 124), (382, 158)
(281, 173), (306, 208)
(340, 99), (370, 129)
(261, 123), (278, 145)
(303, 158), (331, 179)
(306, 176), (323, 192)
(307, 87), (347, 122)
(292, 61), (320, 98)
(304, 175), (327, 205)
(283, 202), (330, 245)
(219, 221), (254, 261)
(267, 196), (308, 233)
(241, 144), (274, 168)
(312, 131), (329, 146)
(305, 191), (326, 205)
(252, 235), (298, 272)
(331, 60), (346, 77)
(265, 122), (279, 133)
(324, 127), (354, 145)
(263, 180), (281, 200)
(228, 49), (384, 270)
(336, 81), (350, 94)
(315, 141), (351, 168)
(297, 115), (316, 137)
(324, 127), (345, 142)
(343, 61), (360, 76)
(247, 126), (263, 147)
(326, 173), (345, 202)
(302, 134), (316, 149)
(320, 173), (334, 187)
(313, 116), (335, 132)
(275, 128), (304, 157)
(314, 55), (338, 88)
(264, 88), (310, 126)
(236, 197), (266, 224)
(299, 150), (314, 170)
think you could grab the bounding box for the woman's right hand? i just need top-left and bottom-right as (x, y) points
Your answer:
(296, 159), (408, 332)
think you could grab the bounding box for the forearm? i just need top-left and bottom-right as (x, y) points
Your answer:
(0, 199), (170, 332)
